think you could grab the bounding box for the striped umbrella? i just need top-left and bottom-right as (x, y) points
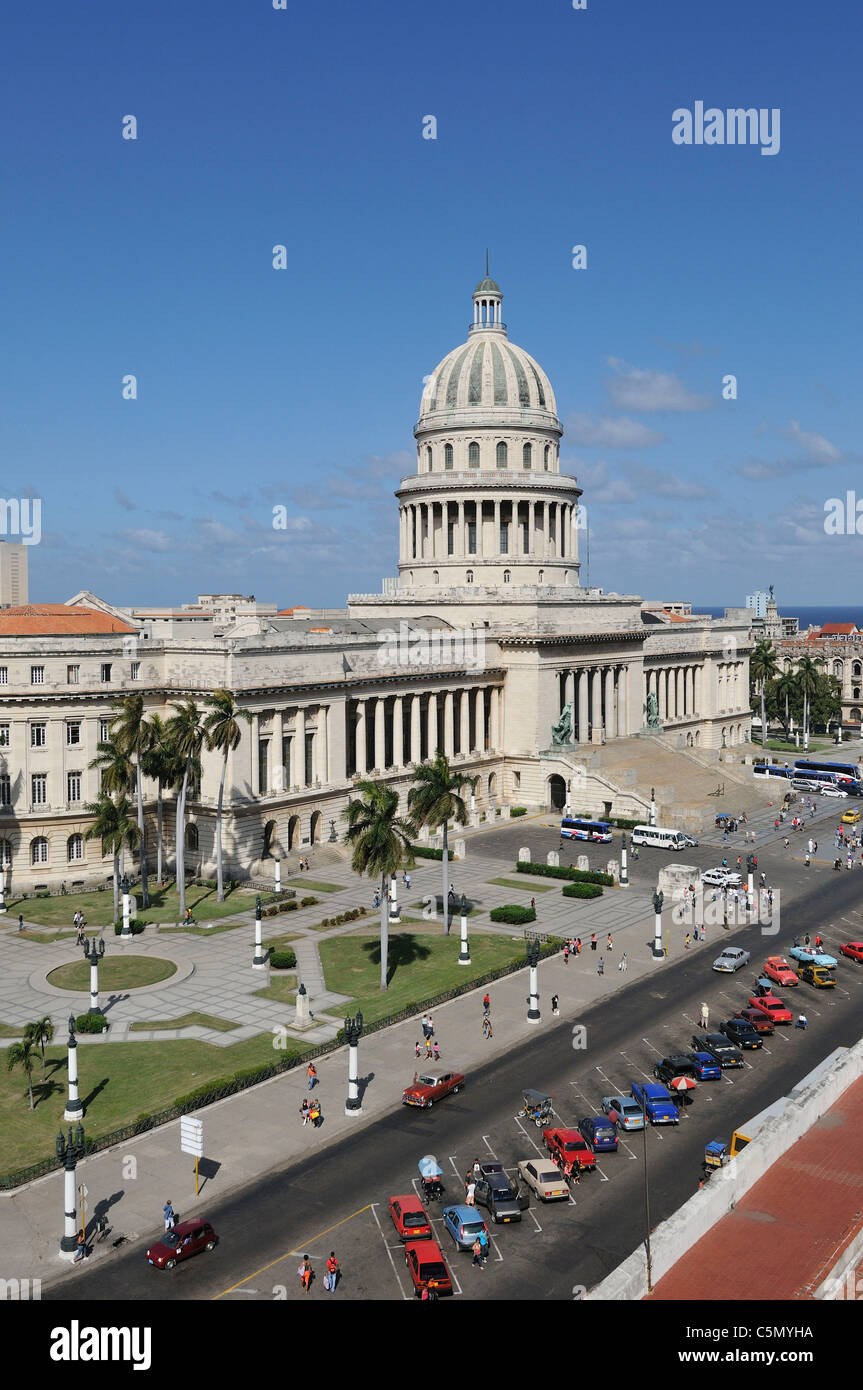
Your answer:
(669, 1075), (697, 1091)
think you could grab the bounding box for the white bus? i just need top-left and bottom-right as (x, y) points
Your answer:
(631, 825), (688, 851)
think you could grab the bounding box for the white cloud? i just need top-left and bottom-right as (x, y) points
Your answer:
(565, 413), (665, 448)
(605, 357), (712, 413)
(123, 529), (173, 552)
(777, 420), (841, 463)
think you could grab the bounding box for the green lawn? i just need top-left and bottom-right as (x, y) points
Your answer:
(487, 877), (556, 893)
(130, 1012), (239, 1033)
(157, 920), (246, 937)
(10, 929), (78, 944)
(253, 975), (298, 1005)
(0, 1022), (24, 1038)
(763, 739), (831, 752)
(261, 930), (301, 950)
(47, 956), (177, 992)
(318, 929), (534, 1026)
(282, 878), (343, 893)
(0, 1034), (305, 1180)
(8, 881), (264, 930)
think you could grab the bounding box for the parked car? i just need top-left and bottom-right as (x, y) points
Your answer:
(401, 1071), (465, 1108)
(600, 1094), (645, 1131)
(517, 1158), (571, 1201)
(788, 946), (837, 969)
(404, 1239), (453, 1297)
(797, 962), (835, 988)
(691, 1033), (744, 1067)
(147, 1220), (218, 1270)
(388, 1195), (432, 1241)
(543, 1127), (599, 1170)
(441, 1205), (489, 1252)
(734, 1007), (775, 1035)
(629, 1081), (679, 1125)
(841, 808), (861, 825)
(763, 956), (799, 987)
(577, 1115), (619, 1152)
(473, 1165), (530, 1223)
(681, 833), (700, 848)
(747, 994), (793, 1024)
(653, 1055), (702, 1086)
(703, 868), (743, 887)
(719, 1017), (763, 1049)
(819, 785), (848, 798)
(684, 1051), (723, 1080)
(840, 940), (863, 963)
(713, 946), (751, 973)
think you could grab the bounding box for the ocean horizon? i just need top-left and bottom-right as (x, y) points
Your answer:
(693, 605), (863, 629)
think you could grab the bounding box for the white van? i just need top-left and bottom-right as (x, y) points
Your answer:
(631, 825), (687, 851)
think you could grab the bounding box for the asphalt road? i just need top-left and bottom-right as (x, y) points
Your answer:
(49, 862), (863, 1304)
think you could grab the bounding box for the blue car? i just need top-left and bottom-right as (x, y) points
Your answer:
(685, 1051), (722, 1081)
(788, 945), (837, 969)
(577, 1115), (619, 1152)
(630, 1081), (679, 1125)
(441, 1205), (489, 1252)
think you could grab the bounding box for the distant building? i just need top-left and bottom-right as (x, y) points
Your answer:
(746, 591), (769, 618)
(641, 601), (692, 617)
(0, 543), (28, 607)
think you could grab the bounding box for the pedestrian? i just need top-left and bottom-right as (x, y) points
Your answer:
(74, 1229), (87, 1263)
(325, 1251), (340, 1292)
(563, 943), (569, 965)
(421, 1014), (430, 1039)
(17, 913), (24, 932)
(472, 1235), (484, 1267)
(163, 1200), (176, 1231)
(784, 838), (790, 850)
(310, 1099), (323, 1128)
(425, 1038), (433, 1059)
(805, 852), (810, 868)
(298, 1255), (313, 1292)
(804, 933), (810, 946)
(405, 873), (411, 890)
(700, 1002), (709, 1030)
(590, 934), (597, 951)
(432, 1040), (440, 1061)
(427, 1015), (434, 1037)
(813, 841), (817, 854)
(482, 1016), (493, 1039)
(448, 885), (456, 901)
(551, 993), (559, 1015)
(482, 993), (490, 1015)
(621, 951), (628, 972)
(796, 1014), (808, 1030)
(700, 923), (706, 941)
(300, 1099), (310, 1125)
(570, 1163), (581, 1187)
(530, 896), (536, 910)
(415, 1040), (421, 1059)
(472, 1158), (482, 1179)
(465, 1180), (476, 1206)
(597, 956), (604, 976)
(774, 818), (779, 830)
(684, 932), (691, 949)
(607, 933), (613, 952)
(478, 1227), (489, 1263)
(576, 937), (582, 955)
(814, 934), (823, 950)
(307, 1062), (317, 1091)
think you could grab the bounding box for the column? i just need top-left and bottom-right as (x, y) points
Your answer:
(693, 666), (701, 715)
(657, 670), (666, 722)
(475, 688), (486, 752)
(411, 505), (417, 560)
(251, 712), (260, 794)
(489, 687), (499, 750)
(295, 707), (306, 785)
(559, 504), (567, 557)
(410, 694), (422, 764)
(493, 500), (501, 555)
(374, 697), (386, 770)
(427, 692), (438, 756)
(355, 701), (367, 775)
(457, 500), (465, 558)
(591, 668), (601, 735)
(273, 709), (284, 792)
(604, 667), (615, 739)
(564, 669), (575, 711)
(577, 669), (589, 743)
(460, 689), (470, 755)
(617, 667), (628, 737)
(528, 500), (535, 556)
(444, 690), (455, 755)
(316, 705), (328, 783)
(393, 696), (404, 768)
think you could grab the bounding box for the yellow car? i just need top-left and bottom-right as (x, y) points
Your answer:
(841, 808), (861, 825)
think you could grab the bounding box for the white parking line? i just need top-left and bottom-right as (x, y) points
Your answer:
(641, 1036), (664, 1057)
(527, 1209), (543, 1233)
(448, 1155), (460, 1177)
(488, 1234), (504, 1262)
(620, 1140), (638, 1160)
(594, 1163), (609, 1183)
(481, 1134), (495, 1154)
(620, 1050), (653, 1082)
(513, 1115), (545, 1156)
(370, 1202), (410, 1301)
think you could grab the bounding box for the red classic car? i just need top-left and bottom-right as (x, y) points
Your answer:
(542, 1127), (597, 1172)
(734, 1007), (775, 1035)
(746, 994), (793, 1024)
(840, 940), (863, 963)
(404, 1239), (453, 1297)
(146, 1220), (217, 1270)
(402, 1071), (465, 1108)
(763, 956), (799, 987)
(388, 1195), (432, 1241)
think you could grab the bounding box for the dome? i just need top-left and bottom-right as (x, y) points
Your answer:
(473, 274), (501, 295)
(418, 331), (558, 424)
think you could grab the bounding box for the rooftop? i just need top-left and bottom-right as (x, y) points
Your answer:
(0, 604), (138, 636)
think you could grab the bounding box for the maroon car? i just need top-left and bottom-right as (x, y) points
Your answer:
(147, 1219), (218, 1269)
(402, 1071), (465, 1108)
(734, 1007), (775, 1036)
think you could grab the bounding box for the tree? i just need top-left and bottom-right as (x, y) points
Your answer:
(795, 656), (823, 750)
(750, 639), (779, 747)
(167, 700), (206, 919)
(776, 669), (798, 741)
(203, 690), (252, 901)
(88, 738), (134, 875)
(343, 780), (414, 990)
(139, 714), (180, 886)
(111, 694), (151, 907)
(83, 794), (140, 923)
(408, 753), (477, 935)
(26, 1016), (54, 1085)
(809, 671), (842, 733)
(6, 1035), (37, 1110)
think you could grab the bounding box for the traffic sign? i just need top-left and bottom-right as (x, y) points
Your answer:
(180, 1116), (204, 1157)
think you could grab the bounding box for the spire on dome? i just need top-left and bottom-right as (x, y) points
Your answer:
(470, 262), (505, 334)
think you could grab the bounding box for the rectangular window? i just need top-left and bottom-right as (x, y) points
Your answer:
(66, 721), (82, 746)
(101, 663), (112, 682)
(32, 774), (47, 805)
(447, 522), (455, 555)
(31, 665), (45, 685)
(499, 524), (509, 555)
(305, 731), (314, 785)
(31, 723), (47, 748)
(0, 774), (10, 807)
(467, 522), (477, 555)
(0, 667), (7, 685)
(0, 724), (9, 748)
(258, 739), (269, 793)
(99, 718), (110, 742)
(68, 772), (82, 803)
(131, 661), (141, 680)
(67, 664), (79, 684)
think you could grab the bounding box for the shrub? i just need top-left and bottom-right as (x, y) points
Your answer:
(35, 891), (51, 899)
(410, 845), (454, 861)
(490, 904), (537, 925)
(300, 896), (318, 908)
(266, 906), (279, 917)
(562, 882), (604, 900)
(321, 918), (330, 927)
(510, 807), (527, 818)
(515, 861), (613, 886)
(495, 808), (501, 817)
(113, 918), (146, 935)
(75, 1011), (108, 1034)
(269, 949), (297, 970)
(277, 900), (298, 913)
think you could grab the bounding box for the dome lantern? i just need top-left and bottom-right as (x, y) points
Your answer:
(470, 253), (505, 334)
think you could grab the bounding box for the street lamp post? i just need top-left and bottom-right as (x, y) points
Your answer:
(344, 1011), (364, 1115)
(652, 889), (664, 959)
(526, 938), (541, 1024)
(620, 832), (629, 888)
(83, 936), (106, 1013)
(0, 862), (6, 915)
(458, 893), (471, 964)
(389, 874), (401, 925)
(120, 872), (131, 940)
(274, 857), (281, 894)
(649, 787), (657, 828)
(63, 1013), (83, 1122)
(252, 894), (268, 969)
(56, 1123), (86, 1261)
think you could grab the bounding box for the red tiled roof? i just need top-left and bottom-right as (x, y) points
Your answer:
(277, 606), (310, 615)
(0, 605), (138, 636)
(820, 623), (858, 635)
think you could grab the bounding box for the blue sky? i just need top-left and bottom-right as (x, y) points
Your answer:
(2, 0), (861, 609)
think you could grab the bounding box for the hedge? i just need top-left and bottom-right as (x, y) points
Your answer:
(411, 845), (454, 861)
(510, 807), (527, 817)
(113, 919), (146, 935)
(319, 906), (368, 928)
(490, 904), (537, 924)
(516, 861), (613, 886)
(75, 1011), (108, 1033)
(269, 949), (297, 970)
(562, 882), (604, 900)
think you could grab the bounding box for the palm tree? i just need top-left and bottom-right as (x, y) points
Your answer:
(26, 1016), (54, 1084)
(776, 669), (797, 741)
(408, 753), (477, 935)
(750, 639), (779, 748)
(88, 738), (134, 875)
(343, 780), (414, 990)
(6, 1035), (37, 1110)
(140, 714), (171, 885)
(167, 700), (206, 919)
(111, 694), (151, 907)
(796, 656), (823, 752)
(84, 794), (140, 923)
(203, 690), (252, 901)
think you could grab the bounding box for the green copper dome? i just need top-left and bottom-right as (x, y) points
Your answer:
(473, 275), (501, 295)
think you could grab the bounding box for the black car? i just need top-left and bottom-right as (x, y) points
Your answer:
(473, 1170), (530, 1224)
(691, 1033), (744, 1067)
(653, 1055), (699, 1085)
(718, 1018), (763, 1050)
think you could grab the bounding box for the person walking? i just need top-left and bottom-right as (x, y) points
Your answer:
(699, 1002), (709, 1030)
(298, 1255), (313, 1292)
(530, 896), (536, 911)
(482, 1015), (493, 1039)
(620, 951), (628, 972)
(163, 1200), (176, 1231)
(563, 943), (569, 965)
(432, 1040), (440, 1061)
(684, 932), (691, 949)
(325, 1251), (340, 1292)
(551, 993), (560, 1015)
(472, 1236), (484, 1268)
(597, 956), (604, 976)
(805, 851), (810, 868)
(478, 1227), (489, 1264)
(17, 913), (24, 932)
(415, 1040), (421, 1059)
(74, 1229), (87, 1263)
(421, 1014), (430, 1039)
(300, 1099), (310, 1125)
(426, 1015), (435, 1037)
(482, 993), (490, 1015)
(576, 937), (582, 955)
(606, 933), (613, 953)
(465, 1179), (476, 1207)
(307, 1062), (318, 1091)
(590, 933), (597, 952)
(425, 1037), (434, 1059)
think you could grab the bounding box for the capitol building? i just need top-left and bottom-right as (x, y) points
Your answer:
(0, 274), (752, 889)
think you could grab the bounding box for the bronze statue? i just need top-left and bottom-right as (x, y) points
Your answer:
(551, 703), (573, 745)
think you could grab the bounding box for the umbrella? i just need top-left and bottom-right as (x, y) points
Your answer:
(418, 1154), (443, 1179)
(669, 1075), (697, 1091)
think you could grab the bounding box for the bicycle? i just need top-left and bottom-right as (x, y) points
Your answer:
(94, 1215), (111, 1242)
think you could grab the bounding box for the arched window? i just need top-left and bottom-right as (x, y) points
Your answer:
(67, 833), (83, 862)
(444, 443), (453, 470)
(522, 442), (532, 469)
(854, 687), (861, 700)
(854, 663), (862, 678)
(185, 823), (199, 851)
(496, 441), (508, 468)
(543, 444), (550, 471)
(468, 441), (480, 467)
(426, 446), (432, 471)
(432, 570), (439, 584)
(503, 569), (511, 584)
(834, 661), (843, 678)
(0, 838), (12, 867)
(538, 569), (544, 584)
(31, 837), (48, 865)
(466, 570), (474, 584)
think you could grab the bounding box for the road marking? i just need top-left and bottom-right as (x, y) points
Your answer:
(641, 1036), (664, 1056)
(620, 1050), (653, 1082)
(621, 1140), (638, 1160)
(448, 1155), (460, 1177)
(482, 1134), (495, 1154)
(527, 1208), (543, 1233)
(213, 1203), (374, 1300)
(594, 1162), (609, 1183)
